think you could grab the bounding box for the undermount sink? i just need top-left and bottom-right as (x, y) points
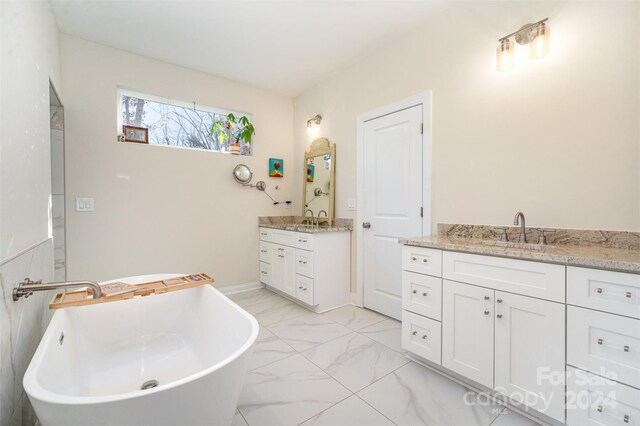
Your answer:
(478, 240), (555, 251)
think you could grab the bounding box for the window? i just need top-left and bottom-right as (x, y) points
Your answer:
(118, 89), (252, 155)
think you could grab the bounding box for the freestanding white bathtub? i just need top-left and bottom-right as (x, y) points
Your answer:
(23, 274), (259, 426)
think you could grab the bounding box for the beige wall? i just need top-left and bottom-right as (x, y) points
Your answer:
(294, 1), (640, 291)
(61, 35), (294, 285)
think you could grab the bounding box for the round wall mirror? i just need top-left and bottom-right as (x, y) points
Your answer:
(233, 164), (253, 184)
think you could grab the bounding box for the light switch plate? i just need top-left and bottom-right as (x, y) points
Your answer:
(347, 198), (356, 210)
(75, 197), (94, 212)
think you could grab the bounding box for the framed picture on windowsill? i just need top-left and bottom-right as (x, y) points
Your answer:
(122, 125), (148, 144)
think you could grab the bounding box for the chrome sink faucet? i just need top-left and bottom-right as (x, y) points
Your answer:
(13, 278), (102, 301)
(513, 211), (527, 243)
(304, 209), (316, 226)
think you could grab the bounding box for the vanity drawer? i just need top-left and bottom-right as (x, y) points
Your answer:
(402, 271), (442, 321)
(568, 267), (640, 319)
(268, 229), (298, 247)
(259, 242), (273, 263)
(567, 366), (640, 426)
(402, 246), (442, 277)
(402, 310), (441, 365)
(295, 250), (314, 278)
(259, 227), (270, 241)
(259, 261), (271, 285)
(295, 232), (314, 250)
(442, 251), (565, 302)
(295, 274), (314, 305)
(568, 306), (640, 389)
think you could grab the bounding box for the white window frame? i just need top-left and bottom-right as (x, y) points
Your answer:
(116, 88), (252, 153)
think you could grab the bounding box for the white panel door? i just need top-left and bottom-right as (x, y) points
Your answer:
(282, 246), (296, 297)
(494, 291), (566, 422)
(363, 105), (423, 319)
(442, 280), (495, 388)
(270, 245), (285, 291)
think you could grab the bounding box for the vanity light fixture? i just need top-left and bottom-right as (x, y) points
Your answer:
(306, 114), (322, 137)
(497, 18), (550, 71)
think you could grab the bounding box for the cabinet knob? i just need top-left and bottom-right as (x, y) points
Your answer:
(422, 259), (428, 263)
(412, 289), (417, 294)
(412, 257), (417, 261)
(497, 298), (503, 303)
(624, 414), (629, 423)
(363, 222), (371, 229)
(303, 287), (308, 291)
(624, 345), (629, 352)
(484, 310), (490, 315)
(597, 338), (603, 345)
(484, 295), (490, 300)
(422, 335), (427, 340)
(298, 286), (303, 289)
(596, 288), (603, 294)
(422, 292), (427, 296)
(412, 331), (417, 336)
(497, 314), (503, 319)
(626, 292), (632, 298)
(597, 405), (603, 413)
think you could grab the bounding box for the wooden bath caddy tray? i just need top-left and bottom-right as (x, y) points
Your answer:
(49, 273), (214, 309)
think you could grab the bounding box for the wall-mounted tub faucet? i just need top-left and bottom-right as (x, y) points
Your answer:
(513, 211), (526, 243)
(13, 278), (102, 301)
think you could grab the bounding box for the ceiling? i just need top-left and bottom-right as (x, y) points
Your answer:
(51, 0), (450, 96)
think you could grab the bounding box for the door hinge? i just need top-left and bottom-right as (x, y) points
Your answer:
(420, 123), (423, 134)
(420, 207), (423, 218)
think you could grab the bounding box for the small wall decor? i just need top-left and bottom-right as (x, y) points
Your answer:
(269, 158), (284, 178)
(306, 164), (315, 182)
(122, 125), (148, 144)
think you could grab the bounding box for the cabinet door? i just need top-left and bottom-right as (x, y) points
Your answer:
(494, 291), (565, 423)
(282, 246), (297, 297)
(270, 245), (285, 290)
(442, 280), (494, 388)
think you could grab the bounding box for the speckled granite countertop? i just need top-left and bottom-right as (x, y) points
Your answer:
(399, 235), (640, 274)
(259, 216), (352, 233)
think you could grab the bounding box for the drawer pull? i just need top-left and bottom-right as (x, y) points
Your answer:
(624, 415), (629, 423)
(422, 259), (428, 263)
(497, 314), (503, 319)
(626, 292), (632, 298)
(412, 331), (417, 336)
(497, 298), (503, 303)
(412, 290), (417, 294)
(412, 257), (417, 261)
(278, 255), (284, 258)
(484, 310), (490, 315)
(422, 292), (427, 296)
(303, 287), (308, 291)
(484, 295), (490, 300)
(597, 405), (603, 412)
(261, 250), (267, 253)
(298, 286), (303, 289)
(597, 287), (603, 294)
(597, 338), (603, 345)
(624, 345), (630, 352)
(422, 335), (427, 340)
(261, 271), (267, 275)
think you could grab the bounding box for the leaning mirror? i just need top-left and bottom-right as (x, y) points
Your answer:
(302, 138), (336, 224)
(233, 164), (253, 184)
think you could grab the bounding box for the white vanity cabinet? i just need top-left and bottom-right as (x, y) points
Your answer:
(259, 227), (350, 312)
(403, 247), (567, 423)
(566, 266), (640, 426)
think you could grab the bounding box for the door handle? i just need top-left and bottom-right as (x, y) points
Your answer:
(363, 222), (371, 229)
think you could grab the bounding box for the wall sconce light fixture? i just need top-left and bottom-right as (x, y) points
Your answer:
(306, 114), (322, 137)
(497, 18), (550, 72)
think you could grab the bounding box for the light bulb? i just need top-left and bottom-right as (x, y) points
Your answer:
(530, 22), (550, 60)
(306, 122), (312, 136)
(496, 38), (515, 72)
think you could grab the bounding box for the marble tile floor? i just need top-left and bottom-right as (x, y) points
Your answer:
(228, 288), (541, 426)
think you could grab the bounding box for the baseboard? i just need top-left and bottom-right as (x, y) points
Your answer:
(218, 281), (264, 295)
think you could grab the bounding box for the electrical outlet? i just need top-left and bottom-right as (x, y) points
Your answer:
(75, 197), (94, 212)
(347, 198), (356, 210)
